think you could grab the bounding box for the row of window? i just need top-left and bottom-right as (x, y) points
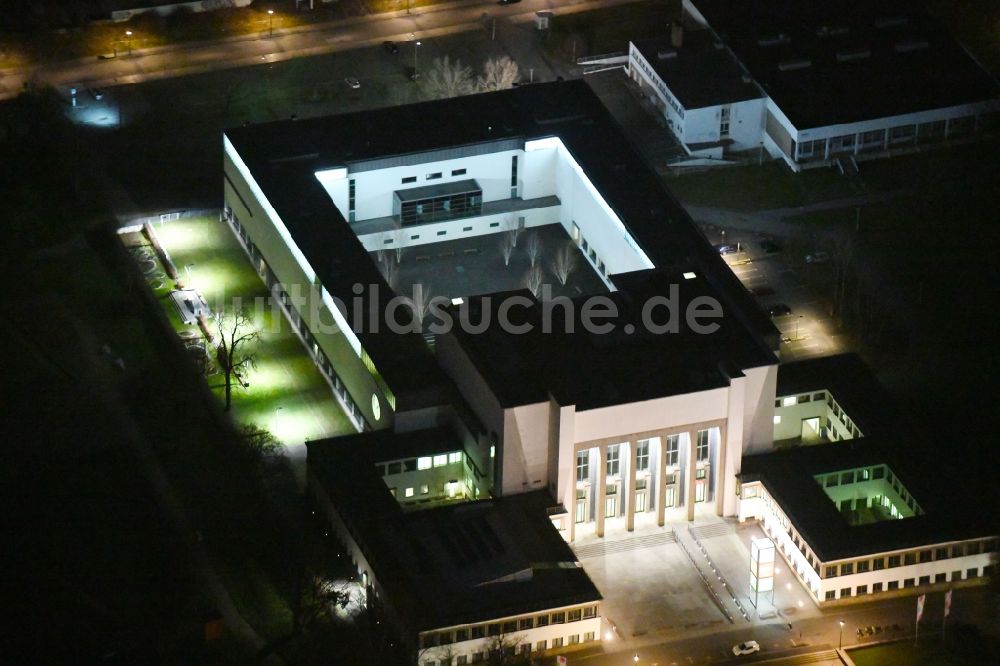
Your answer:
(377, 451), (464, 477)
(419, 606), (598, 648)
(575, 432), (714, 482)
(796, 116), (978, 161)
(824, 566), (995, 600)
(401, 168), (467, 185)
(225, 210), (367, 428)
(378, 221), (503, 246)
(423, 632), (598, 665)
(823, 540), (998, 578)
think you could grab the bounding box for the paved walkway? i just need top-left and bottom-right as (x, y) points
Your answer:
(0, 0), (639, 99)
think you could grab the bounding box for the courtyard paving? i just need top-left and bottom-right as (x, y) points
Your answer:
(383, 223), (608, 305)
(573, 509), (821, 651)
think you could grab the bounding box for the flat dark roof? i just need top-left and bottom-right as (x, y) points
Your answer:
(740, 441), (994, 561)
(632, 31), (763, 109)
(693, 0), (1000, 129)
(777, 353), (894, 438)
(225, 81), (778, 410)
(307, 434), (600, 632)
(447, 270), (776, 410)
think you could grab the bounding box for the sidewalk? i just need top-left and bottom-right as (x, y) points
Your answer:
(0, 0), (640, 99)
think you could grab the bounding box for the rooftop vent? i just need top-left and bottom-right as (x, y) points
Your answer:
(836, 48), (871, 62)
(895, 39), (929, 53)
(657, 48), (677, 60)
(778, 58), (812, 72)
(757, 33), (790, 47)
(875, 16), (908, 29)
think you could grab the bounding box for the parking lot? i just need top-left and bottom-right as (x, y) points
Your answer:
(702, 225), (849, 362)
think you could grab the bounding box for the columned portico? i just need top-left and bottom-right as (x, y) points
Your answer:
(567, 420), (726, 541)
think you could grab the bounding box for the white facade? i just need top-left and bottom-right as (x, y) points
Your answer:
(418, 604), (601, 665)
(628, 43), (766, 158)
(739, 481), (997, 605)
(764, 97), (1000, 171)
(315, 139), (653, 280)
(773, 389), (861, 443)
(438, 328), (779, 539)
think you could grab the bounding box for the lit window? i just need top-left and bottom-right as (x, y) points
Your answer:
(434, 454), (448, 467)
(417, 457), (432, 470)
(490, 445), (496, 458)
(405, 487), (414, 498)
(683, 271), (696, 280)
(782, 396), (797, 407)
(696, 430), (710, 462)
(773, 415), (782, 424)
(420, 485), (429, 495)
(665, 435), (679, 467)
(576, 451), (590, 481)
(606, 445), (620, 476)
(636, 440), (649, 472)
(448, 451), (462, 464)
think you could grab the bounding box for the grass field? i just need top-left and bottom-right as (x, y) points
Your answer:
(850, 632), (995, 666)
(145, 215), (356, 447)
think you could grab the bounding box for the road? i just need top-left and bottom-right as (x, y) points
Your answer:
(0, 0), (638, 100)
(553, 585), (989, 665)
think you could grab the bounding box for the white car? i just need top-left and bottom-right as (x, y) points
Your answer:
(345, 77), (361, 89)
(732, 640), (761, 656)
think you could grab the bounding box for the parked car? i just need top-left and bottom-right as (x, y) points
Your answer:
(805, 251), (830, 264)
(733, 640), (760, 656)
(768, 303), (792, 317)
(759, 239), (782, 254)
(345, 77), (361, 89)
(382, 41), (399, 54)
(715, 243), (738, 255)
(751, 285), (776, 297)
(497, 0), (522, 4)
(89, 88), (104, 100)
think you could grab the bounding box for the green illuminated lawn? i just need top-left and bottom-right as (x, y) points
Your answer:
(153, 215), (355, 446)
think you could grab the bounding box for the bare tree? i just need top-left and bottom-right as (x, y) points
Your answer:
(477, 56), (520, 91)
(404, 283), (434, 330)
(499, 230), (517, 267)
(215, 308), (261, 412)
(524, 265), (544, 298)
(379, 254), (399, 290)
(421, 56), (475, 99)
(551, 242), (579, 286)
(486, 630), (529, 665)
(524, 231), (543, 267)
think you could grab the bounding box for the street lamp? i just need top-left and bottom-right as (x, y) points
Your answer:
(413, 39), (421, 79)
(633, 654), (639, 664)
(267, 9), (274, 37)
(125, 30), (133, 56)
(838, 619), (845, 649)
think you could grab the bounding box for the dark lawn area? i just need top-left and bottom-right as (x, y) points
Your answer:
(545, 0), (681, 62)
(849, 627), (998, 666)
(380, 223), (608, 306)
(781, 139), (1000, 512)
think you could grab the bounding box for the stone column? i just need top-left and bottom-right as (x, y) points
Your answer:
(685, 432), (697, 522)
(656, 436), (668, 527)
(714, 425), (728, 517)
(595, 445), (607, 538)
(625, 440), (638, 532)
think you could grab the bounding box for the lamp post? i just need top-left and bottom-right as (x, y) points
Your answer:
(267, 9), (274, 37)
(413, 39), (421, 79)
(838, 619), (845, 649)
(633, 654), (639, 664)
(125, 30), (133, 56)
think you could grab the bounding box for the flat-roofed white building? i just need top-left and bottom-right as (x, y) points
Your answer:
(673, 0), (1000, 170)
